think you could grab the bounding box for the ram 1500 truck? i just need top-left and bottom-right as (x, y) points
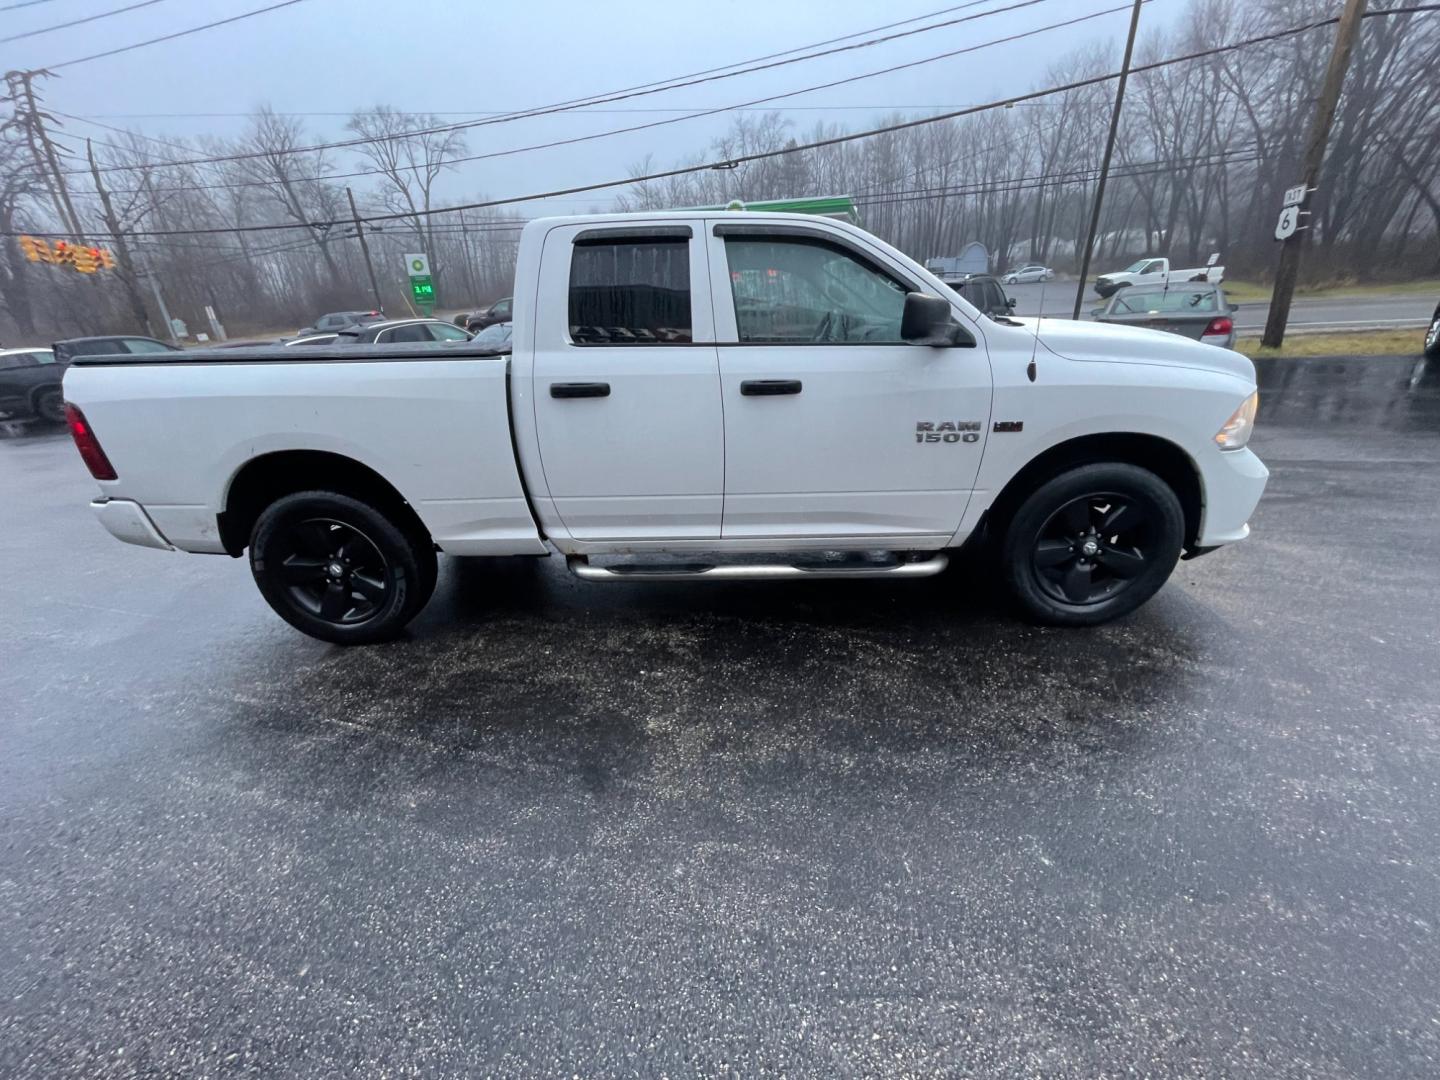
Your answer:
(62, 212), (1267, 644)
(1094, 257), (1225, 298)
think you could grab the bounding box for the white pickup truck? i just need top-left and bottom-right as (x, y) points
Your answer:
(1094, 257), (1224, 299)
(63, 211), (1267, 644)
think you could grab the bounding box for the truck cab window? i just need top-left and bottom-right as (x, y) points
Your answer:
(569, 239), (692, 345)
(723, 236), (907, 343)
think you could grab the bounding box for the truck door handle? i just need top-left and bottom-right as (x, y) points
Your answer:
(550, 382), (610, 399)
(740, 379), (802, 396)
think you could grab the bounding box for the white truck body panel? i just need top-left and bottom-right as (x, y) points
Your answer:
(69, 352), (545, 556)
(65, 211), (1265, 569)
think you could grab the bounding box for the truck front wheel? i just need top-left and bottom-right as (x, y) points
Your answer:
(249, 490), (436, 644)
(1000, 463), (1184, 627)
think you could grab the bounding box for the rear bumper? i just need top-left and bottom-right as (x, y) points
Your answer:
(1196, 447), (1269, 547)
(91, 498), (175, 551)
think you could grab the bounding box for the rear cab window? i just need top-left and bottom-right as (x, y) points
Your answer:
(568, 229), (693, 345)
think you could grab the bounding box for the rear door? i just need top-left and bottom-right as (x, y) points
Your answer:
(706, 221), (990, 541)
(529, 223), (723, 540)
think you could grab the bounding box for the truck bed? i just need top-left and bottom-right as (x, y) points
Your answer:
(63, 342), (545, 556)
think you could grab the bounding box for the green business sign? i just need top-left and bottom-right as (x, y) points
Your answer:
(411, 275), (434, 305)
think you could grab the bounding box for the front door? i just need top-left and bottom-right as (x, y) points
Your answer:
(530, 224), (723, 541)
(707, 222), (992, 541)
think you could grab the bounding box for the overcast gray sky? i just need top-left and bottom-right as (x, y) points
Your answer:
(5, 0), (1189, 215)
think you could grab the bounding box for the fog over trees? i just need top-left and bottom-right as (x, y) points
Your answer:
(2, 0), (1436, 341)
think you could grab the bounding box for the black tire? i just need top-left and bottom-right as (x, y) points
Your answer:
(1000, 463), (1184, 627)
(249, 490), (436, 645)
(31, 386), (65, 424)
(1424, 307), (1440, 360)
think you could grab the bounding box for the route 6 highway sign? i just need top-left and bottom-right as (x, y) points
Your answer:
(1275, 205), (1301, 240)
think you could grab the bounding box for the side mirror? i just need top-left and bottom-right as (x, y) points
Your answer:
(901, 292), (972, 346)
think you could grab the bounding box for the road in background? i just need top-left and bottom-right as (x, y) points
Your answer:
(1006, 280), (1436, 332)
(2, 357), (1439, 1076)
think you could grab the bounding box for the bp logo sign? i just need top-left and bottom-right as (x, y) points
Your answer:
(403, 253), (430, 277)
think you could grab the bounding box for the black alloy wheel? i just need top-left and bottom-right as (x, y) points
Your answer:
(1031, 493), (1153, 606)
(33, 386), (65, 424)
(1001, 463), (1184, 627)
(277, 518), (390, 625)
(250, 490), (436, 644)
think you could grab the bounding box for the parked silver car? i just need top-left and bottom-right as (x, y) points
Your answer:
(1002, 265), (1055, 284)
(1091, 282), (1237, 348)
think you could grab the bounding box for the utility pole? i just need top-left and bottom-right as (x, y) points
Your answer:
(1072, 0), (1144, 320)
(346, 187), (384, 312)
(1261, 0), (1367, 348)
(86, 138), (153, 334)
(4, 69), (85, 240)
(140, 262), (177, 342)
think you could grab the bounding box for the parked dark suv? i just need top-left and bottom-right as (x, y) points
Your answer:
(464, 297), (512, 332)
(0, 348), (65, 423)
(946, 274), (1016, 318)
(52, 335), (182, 362)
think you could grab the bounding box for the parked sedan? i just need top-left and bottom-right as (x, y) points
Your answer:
(1091, 283), (1236, 348)
(1002, 265), (1055, 284)
(296, 310), (384, 336)
(1425, 298), (1440, 359)
(469, 320), (513, 354)
(335, 318), (473, 345)
(0, 347), (64, 423)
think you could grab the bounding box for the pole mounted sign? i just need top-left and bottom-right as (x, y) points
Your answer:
(1274, 182), (1314, 241)
(404, 252), (434, 314)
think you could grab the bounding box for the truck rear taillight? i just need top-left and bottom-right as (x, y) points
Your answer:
(1204, 316), (1234, 337)
(64, 403), (117, 480)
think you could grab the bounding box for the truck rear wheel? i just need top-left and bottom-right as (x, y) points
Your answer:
(249, 490), (436, 645)
(1000, 463), (1184, 627)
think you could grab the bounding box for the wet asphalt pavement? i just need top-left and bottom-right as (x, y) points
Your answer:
(2, 356), (1439, 1078)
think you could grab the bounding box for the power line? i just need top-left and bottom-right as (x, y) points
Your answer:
(43, 0), (313, 70)
(67, 0), (1059, 175)
(0, 0), (170, 44)
(13, 5), (1437, 240)
(78, 103), (1078, 119)
(79, 0), (1126, 198)
(0, 0), (65, 10)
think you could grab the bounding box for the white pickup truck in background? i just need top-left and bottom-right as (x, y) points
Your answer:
(1094, 256), (1225, 298)
(63, 211), (1267, 644)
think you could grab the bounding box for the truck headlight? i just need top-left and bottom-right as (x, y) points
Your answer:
(1215, 391), (1259, 450)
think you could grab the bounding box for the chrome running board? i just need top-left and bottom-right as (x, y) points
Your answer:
(566, 553), (948, 582)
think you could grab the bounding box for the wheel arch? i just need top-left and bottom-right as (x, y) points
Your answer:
(982, 432), (1203, 550)
(217, 449), (431, 557)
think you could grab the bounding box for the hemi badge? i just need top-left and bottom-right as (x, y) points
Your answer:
(993, 420), (1023, 433)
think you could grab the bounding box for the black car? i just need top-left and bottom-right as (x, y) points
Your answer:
(1425, 298), (1440, 360)
(0, 348), (65, 423)
(297, 310), (384, 336)
(947, 274), (1016, 318)
(335, 318), (473, 345)
(52, 335), (182, 363)
(464, 296), (512, 333)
